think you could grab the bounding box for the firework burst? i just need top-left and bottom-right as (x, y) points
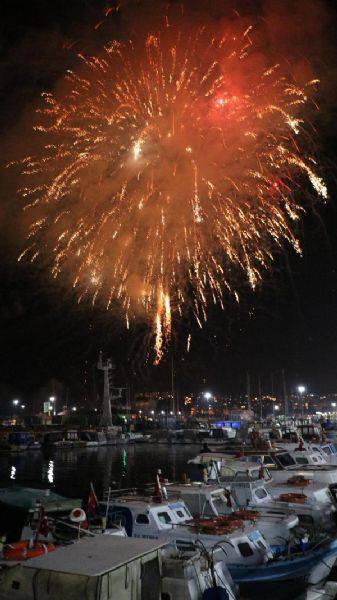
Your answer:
(15, 13), (327, 363)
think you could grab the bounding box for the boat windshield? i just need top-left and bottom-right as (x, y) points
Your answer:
(212, 493), (226, 507)
(276, 453), (297, 468)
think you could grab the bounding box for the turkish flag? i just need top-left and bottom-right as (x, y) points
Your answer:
(87, 482), (98, 516)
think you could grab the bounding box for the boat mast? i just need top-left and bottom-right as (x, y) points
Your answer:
(246, 371), (251, 411)
(282, 368), (288, 417)
(97, 352), (114, 427)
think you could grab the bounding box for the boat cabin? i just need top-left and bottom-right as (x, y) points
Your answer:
(207, 427), (237, 442)
(80, 430), (107, 446)
(188, 453), (273, 483)
(42, 431), (64, 446)
(291, 451), (327, 467)
(166, 483), (230, 518)
(100, 496), (193, 537)
(0, 432), (30, 453)
(0, 535), (166, 600)
(297, 423), (322, 442)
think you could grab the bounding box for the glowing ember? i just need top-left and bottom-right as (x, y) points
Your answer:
(14, 13), (327, 363)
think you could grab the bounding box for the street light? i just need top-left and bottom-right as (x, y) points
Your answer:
(204, 392), (212, 400)
(13, 399), (19, 407)
(297, 385), (306, 418)
(331, 402), (336, 408)
(274, 404), (280, 411)
(49, 396), (56, 416)
(20, 404), (25, 409)
(72, 406), (77, 412)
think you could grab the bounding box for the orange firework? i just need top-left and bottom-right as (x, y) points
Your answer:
(15, 13), (327, 363)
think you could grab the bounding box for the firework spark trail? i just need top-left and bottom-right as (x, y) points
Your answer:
(14, 13), (327, 362)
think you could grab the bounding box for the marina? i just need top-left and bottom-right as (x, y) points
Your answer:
(1, 0), (337, 599)
(2, 422), (337, 598)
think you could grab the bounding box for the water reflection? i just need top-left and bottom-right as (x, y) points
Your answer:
(0, 445), (199, 499)
(47, 461), (54, 484)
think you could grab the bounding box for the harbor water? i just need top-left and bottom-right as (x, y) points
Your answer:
(0, 444), (200, 500)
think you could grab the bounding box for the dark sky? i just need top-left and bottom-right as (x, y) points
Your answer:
(1, 0), (337, 409)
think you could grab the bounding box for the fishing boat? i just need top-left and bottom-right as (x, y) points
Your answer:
(0, 535), (237, 600)
(97, 481), (337, 597)
(0, 432), (30, 453)
(165, 481), (301, 550)
(190, 448), (337, 487)
(26, 435), (41, 450)
(0, 486), (81, 514)
(79, 430), (107, 447)
(53, 429), (82, 448)
(188, 453), (337, 530)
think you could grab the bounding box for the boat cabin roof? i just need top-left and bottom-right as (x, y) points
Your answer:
(167, 484), (224, 496)
(192, 453), (262, 470)
(102, 496), (186, 511)
(24, 535), (165, 576)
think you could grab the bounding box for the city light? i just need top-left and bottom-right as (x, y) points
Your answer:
(204, 392), (212, 400)
(72, 406), (77, 412)
(20, 404), (25, 409)
(274, 405), (280, 411)
(331, 402), (336, 408)
(297, 385), (306, 417)
(12, 399), (19, 406)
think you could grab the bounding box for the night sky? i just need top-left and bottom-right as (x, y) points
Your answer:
(1, 0), (337, 409)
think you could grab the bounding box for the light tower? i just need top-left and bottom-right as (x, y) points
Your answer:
(97, 352), (114, 427)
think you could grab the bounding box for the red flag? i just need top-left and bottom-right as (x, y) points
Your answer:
(87, 482), (98, 516)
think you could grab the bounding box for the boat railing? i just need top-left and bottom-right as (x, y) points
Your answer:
(102, 485), (154, 501)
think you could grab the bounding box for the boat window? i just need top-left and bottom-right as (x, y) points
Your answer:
(255, 487), (268, 499)
(298, 514), (314, 527)
(157, 512), (172, 524)
(295, 457), (309, 465)
(276, 453), (296, 468)
(213, 494), (226, 506)
(312, 456), (318, 463)
(175, 510), (185, 518)
(322, 446), (332, 455)
(237, 542), (254, 557)
(176, 540), (196, 552)
(136, 514), (150, 524)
